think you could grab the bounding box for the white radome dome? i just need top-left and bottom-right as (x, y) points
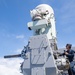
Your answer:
(36, 4), (54, 14)
(30, 4), (54, 21)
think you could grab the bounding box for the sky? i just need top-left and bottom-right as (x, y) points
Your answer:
(0, 0), (75, 75)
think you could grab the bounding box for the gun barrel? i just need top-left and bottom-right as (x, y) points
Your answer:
(4, 54), (21, 58)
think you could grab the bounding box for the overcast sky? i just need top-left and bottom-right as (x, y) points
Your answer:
(0, 0), (75, 75)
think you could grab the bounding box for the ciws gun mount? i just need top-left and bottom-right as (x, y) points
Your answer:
(4, 45), (29, 59)
(4, 4), (70, 75)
